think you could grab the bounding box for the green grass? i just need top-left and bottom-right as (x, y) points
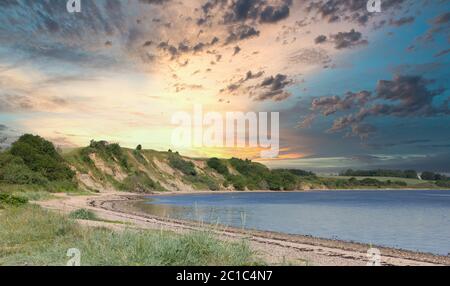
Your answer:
(0, 205), (259, 266)
(321, 175), (426, 186)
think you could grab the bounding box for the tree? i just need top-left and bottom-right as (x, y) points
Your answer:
(9, 134), (74, 181)
(421, 171), (436, 181)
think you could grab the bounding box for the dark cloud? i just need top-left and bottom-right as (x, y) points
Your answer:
(375, 75), (447, 116)
(419, 11), (450, 42)
(253, 74), (293, 101)
(156, 37), (219, 59)
(311, 91), (371, 116)
(302, 75), (449, 138)
(225, 25), (260, 44)
(198, 0), (292, 26)
(223, 0), (261, 23)
(260, 3), (291, 23)
(389, 16), (415, 27)
(223, 0), (292, 24)
(306, 0), (406, 25)
(220, 70), (264, 93)
(244, 70), (264, 81)
(434, 48), (450, 57)
(433, 12), (450, 25)
(330, 29), (368, 49)
(314, 35), (327, 44)
(233, 46), (242, 55)
(0, 124), (7, 131)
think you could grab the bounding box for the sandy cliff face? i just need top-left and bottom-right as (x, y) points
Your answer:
(65, 147), (227, 193)
(63, 144), (326, 194)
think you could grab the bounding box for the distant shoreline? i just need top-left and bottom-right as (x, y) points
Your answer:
(142, 188), (450, 197)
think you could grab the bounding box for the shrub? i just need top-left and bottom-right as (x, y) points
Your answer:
(168, 153), (197, 176)
(226, 175), (246, 191)
(69, 209), (98, 221)
(88, 140), (129, 170)
(207, 158), (229, 175)
(0, 156), (49, 185)
(270, 170), (298, 190)
(9, 134), (75, 181)
(0, 193), (28, 207)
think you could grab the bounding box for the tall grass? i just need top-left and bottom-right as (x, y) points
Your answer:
(0, 205), (258, 266)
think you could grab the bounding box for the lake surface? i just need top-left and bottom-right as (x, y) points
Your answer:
(137, 190), (450, 255)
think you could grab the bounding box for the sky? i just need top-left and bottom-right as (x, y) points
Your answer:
(0, 0), (449, 173)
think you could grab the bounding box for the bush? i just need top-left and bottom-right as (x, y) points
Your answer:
(69, 209), (98, 221)
(0, 155), (49, 185)
(270, 170), (298, 191)
(168, 153), (197, 176)
(88, 140), (129, 170)
(9, 134), (75, 181)
(0, 193), (28, 207)
(207, 158), (229, 175)
(226, 175), (246, 191)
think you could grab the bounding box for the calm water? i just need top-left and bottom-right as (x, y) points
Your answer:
(137, 190), (450, 255)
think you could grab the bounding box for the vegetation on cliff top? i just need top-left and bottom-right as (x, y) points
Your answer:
(0, 134), (77, 192)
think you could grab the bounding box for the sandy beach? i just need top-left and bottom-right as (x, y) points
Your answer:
(35, 190), (450, 266)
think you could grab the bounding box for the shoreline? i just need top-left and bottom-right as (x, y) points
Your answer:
(139, 188), (450, 198)
(37, 190), (450, 266)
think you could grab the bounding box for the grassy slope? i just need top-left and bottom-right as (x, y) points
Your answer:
(0, 205), (258, 266)
(63, 146), (226, 193)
